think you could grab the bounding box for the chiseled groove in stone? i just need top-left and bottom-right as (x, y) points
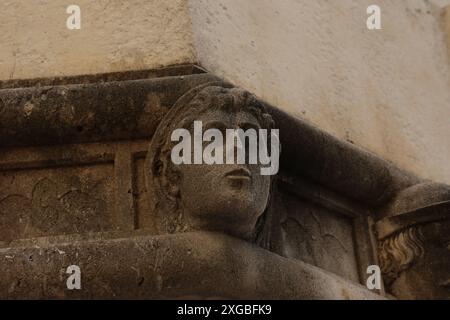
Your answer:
(0, 140), (148, 172)
(0, 232), (385, 300)
(114, 144), (136, 231)
(277, 172), (370, 219)
(353, 215), (382, 292)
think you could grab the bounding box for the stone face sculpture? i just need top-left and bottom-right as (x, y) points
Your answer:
(376, 182), (450, 299)
(145, 82), (277, 243)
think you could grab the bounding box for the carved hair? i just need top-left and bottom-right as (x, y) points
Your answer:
(378, 226), (425, 287)
(145, 82), (277, 246)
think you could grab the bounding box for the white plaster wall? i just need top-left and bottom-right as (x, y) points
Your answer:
(0, 0), (196, 80)
(189, 0), (450, 184)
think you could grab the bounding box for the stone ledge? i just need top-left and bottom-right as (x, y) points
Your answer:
(0, 231), (384, 300)
(0, 72), (218, 148)
(0, 64), (206, 90)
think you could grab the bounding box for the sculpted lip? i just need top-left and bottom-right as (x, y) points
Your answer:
(225, 168), (251, 180)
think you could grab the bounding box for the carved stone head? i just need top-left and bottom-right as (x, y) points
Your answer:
(145, 82), (277, 243)
(376, 182), (450, 299)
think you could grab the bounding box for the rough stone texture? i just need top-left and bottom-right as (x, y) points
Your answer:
(271, 190), (360, 283)
(0, 0), (449, 300)
(0, 73), (218, 147)
(269, 106), (419, 206)
(189, 0), (450, 186)
(0, 71), (383, 298)
(0, 163), (115, 242)
(0, 0), (196, 80)
(0, 232), (384, 300)
(0, 64), (205, 90)
(0, 68), (448, 299)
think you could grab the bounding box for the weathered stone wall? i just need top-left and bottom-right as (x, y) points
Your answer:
(189, 0), (450, 185)
(2, 0), (450, 300)
(0, 0), (196, 79)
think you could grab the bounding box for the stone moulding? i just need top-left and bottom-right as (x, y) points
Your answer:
(0, 70), (215, 148)
(0, 232), (383, 300)
(0, 64), (448, 300)
(0, 64), (206, 90)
